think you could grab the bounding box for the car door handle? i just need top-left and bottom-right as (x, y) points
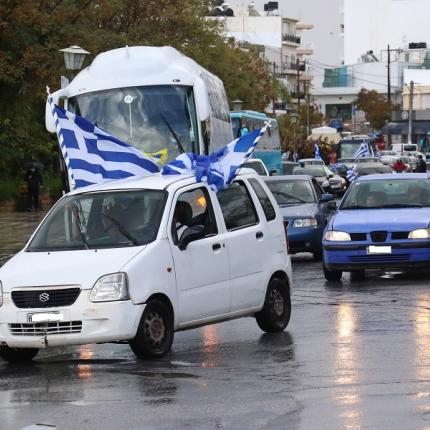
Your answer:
(212, 243), (221, 251)
(256, 231), (264, 239)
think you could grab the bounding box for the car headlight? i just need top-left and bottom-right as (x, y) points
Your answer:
(0, 281), (2, 307)
(340, 178), (346, 184)
(325, 231), (351, 241)
(323, 181), (329, 188)
(293, 218), (318, 228)
(408, 228), (430, 239)
(90, 273), (129, 302)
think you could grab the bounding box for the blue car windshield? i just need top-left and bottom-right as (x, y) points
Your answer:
(341, 179), (430, 209)
(266, 180), (316, 205)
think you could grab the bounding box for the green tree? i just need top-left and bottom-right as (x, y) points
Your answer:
(354, 88), (392, 130)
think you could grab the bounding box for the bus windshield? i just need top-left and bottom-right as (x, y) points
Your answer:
(68, 85), (199, 163)
(338, 141), (369, 159)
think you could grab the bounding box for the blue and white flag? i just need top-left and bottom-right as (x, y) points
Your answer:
(48, 98), (159, 189)
(162, 126), (269, 192)
(329, 163), (346, 173)
(315, 143), (322, 160)
(346, 164), (357, 183)
(353, 141), (370, 159)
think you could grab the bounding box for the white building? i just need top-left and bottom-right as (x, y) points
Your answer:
(344, 0), (430, 64)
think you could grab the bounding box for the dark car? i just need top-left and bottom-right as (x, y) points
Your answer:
(292, 166), (347, 195)
(265, 175), (335, 259)
(356, 162), (393, 177)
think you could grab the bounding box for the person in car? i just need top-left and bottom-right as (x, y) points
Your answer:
(414, 155), (427, 173)
(365, 192), (380, 208)
(392, 158), (407, 173)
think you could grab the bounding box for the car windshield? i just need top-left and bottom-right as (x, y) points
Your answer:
(27, 190), (167, 251)
(266, 180), (316, 205)
(357, 164), (392, 175)
(68, 85), (198, 164)
(341, 178), (430, 209)
(339, 141), (368, 158)
(293, 167), (325, 177)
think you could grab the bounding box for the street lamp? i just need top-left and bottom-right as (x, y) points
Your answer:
(290, 112), (299, 159)
(232, 99), (243, 111)
(59, 45), (90, 72)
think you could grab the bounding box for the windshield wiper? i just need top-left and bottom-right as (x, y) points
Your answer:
(341, 205), (367, 210)
(160, 113), (185, 154)
(380, 203), (423, 208)
(272, 190), (307, 204)
(103, 213), (139, 245)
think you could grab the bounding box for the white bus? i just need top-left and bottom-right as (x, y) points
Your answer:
(45, 46), (233, 185)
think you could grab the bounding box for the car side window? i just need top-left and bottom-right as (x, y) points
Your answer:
(217, 181), (259, 231)
(248, 178), (276, 221)
(172, 187), (218, 244)
(312, 179), (323, 198)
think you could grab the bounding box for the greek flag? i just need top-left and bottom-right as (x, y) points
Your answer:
(346, 165), (357, 183)
(162, 125), (269, 192)
(48, 99), (159, 189)
(315, 143), (321, 160)
(329, 163), (346, 173)
(353, 142), (370, 159)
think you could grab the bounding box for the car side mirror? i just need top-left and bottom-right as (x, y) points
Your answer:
(269, 169), (277, 176)
(320, 193), (334, 203)
(327, 201), (337, 211)
(178, 225), (205, 251)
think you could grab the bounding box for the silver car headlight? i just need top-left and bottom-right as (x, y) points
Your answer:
(408, 228), (430, 239)
(90, 273), (129, 302)
(325, 231), (351, 241)
(293, 218), (318, 228)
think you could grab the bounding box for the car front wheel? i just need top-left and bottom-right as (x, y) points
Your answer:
(0, 346), (39, 363)
(323, 263), (342, 281)
(256, 278), (291, 333)
(129, 300), (174, 359)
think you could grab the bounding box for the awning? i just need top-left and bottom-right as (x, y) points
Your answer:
(381, 121), (430, 135)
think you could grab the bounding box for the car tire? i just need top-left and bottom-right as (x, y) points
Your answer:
(256, 278), (291, 333)
(350, 270), (365, 281)
(323, 263), (342, 281)
(0, 346), (39, 363)
(313, 249), (323, 261)
(129, 300), (174, 359)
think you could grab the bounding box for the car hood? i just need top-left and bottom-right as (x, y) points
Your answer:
(0, 246), (145, 291)
(332, 208), (430, 231)
(279, 203), (318, 219)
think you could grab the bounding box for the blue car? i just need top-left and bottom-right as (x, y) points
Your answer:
(323, 173), (430, 281)
(265, 175), (335, 259)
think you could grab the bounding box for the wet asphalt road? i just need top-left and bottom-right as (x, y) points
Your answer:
(2, 214), (430, 429)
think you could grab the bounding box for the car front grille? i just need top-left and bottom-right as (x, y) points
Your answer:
(9, 321), (82, 336)
(349, 254), (409, 263)
(12, 288), (81, 309)
(350, 233), (367, 241)
(370, 231), (388, 242)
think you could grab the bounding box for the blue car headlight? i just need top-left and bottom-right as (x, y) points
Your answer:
(408, 228), (430, 239)
(325, 231), (351, 241)
(293, 218), (318, 228)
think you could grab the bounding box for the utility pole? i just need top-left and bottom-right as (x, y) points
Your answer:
(296, 58), (301, 112)
(306, 82), (311, 136)
(387, 44), (391, 104)
(408, 80), (414, 143)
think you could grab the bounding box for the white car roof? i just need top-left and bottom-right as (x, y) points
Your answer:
(67, 171), (259, 195)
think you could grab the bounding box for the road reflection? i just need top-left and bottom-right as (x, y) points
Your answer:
(77, 344), (94, 380)
(334, 301), (362, 430)
(201, 325), (220, 368)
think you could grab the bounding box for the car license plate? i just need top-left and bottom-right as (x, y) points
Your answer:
(27, 312), (64, 323)
(367, 245), (392, 254)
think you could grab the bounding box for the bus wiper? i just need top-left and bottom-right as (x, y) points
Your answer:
(381, 203), (423, 208)
(103, 213), (139, 245)
(160, 113), (185, 154)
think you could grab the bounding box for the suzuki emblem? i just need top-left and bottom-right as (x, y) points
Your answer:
(39, 292), (50, 303)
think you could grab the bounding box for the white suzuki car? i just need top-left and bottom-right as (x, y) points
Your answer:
(0, 171), (292, 363)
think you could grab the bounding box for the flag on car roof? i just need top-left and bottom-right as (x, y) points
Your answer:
(48, 98), (160, 189)
(353, 141), (370, 159)
(162, 125), (269, 192)
(315, 143), (322, 160)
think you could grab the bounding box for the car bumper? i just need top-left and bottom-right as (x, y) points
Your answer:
(323, 241), (430, 270)
(288, 226), (324, 253)
(0, 290), (143, 349)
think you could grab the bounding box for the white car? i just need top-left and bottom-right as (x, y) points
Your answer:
(0, 171), (292, 363)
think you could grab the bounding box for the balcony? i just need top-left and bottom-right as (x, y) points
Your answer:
(282, 34), (301, 45)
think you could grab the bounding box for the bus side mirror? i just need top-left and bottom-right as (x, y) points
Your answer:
(269, 169), (277, 176)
